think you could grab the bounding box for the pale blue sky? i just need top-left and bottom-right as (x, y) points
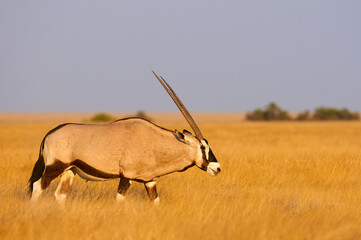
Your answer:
(1, 1), (360, 112)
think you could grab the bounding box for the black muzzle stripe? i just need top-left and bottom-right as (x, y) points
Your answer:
(208, 149), (217, 162)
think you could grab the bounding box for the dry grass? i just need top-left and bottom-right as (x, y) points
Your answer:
(0, 120), (361, 239)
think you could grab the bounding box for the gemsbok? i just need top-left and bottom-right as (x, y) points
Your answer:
(28, 71), (221, 204)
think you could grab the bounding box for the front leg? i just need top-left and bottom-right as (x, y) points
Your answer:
(117, 177), (131, 202)
(144, 180), (159, 205)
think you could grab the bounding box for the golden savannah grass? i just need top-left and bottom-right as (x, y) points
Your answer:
(0, 120), (361, 239)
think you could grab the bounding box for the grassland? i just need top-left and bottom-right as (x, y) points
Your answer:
(0, 119), (361, 239)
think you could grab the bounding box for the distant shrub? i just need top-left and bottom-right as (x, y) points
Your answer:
(90, 113), (116, 122)
(246, 108), (264, 120)
(247, 104), (359, 121)
(247, 102), (290, 121)
(133, 110), (152, 121)
(134, 110), (148, 120)
(296, 110), (311, 121)
(125, 110), (152, 121)
(313, 107), (359, 120)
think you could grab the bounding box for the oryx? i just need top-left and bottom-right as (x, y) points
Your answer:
(28, 71), (221, 204)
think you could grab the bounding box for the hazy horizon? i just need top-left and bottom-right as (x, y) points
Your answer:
(1, 1), (360, 113)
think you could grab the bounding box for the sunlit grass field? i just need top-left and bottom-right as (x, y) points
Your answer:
(0, 120), (361, 239)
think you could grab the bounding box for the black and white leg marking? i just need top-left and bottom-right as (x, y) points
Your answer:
(144, 181), (159, 205)
(117, 177), (131, 202)
(31, 161), (68, 201)
(31, 178), (43, 201)
(54, 168), (76, 203)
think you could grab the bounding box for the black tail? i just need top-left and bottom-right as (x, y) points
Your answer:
(28, 139), (46, 196)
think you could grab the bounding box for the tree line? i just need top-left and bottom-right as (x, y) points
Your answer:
(246, 102), (360, 121)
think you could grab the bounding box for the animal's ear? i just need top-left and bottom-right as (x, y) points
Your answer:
(174, 130), (186, 143)
(183, 129), (192, 135)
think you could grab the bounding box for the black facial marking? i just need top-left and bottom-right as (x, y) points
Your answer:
(200, 139), (217, 163)
(201, 147), (206, 160)
(208, 148), (217, 162)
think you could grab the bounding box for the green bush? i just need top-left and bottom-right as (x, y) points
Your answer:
(90, 113), (116, 122)
(247, 102), (290, 121)
(313, 107), (359, 120)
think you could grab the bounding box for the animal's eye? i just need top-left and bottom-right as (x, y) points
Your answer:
(200, 145), (205, 150)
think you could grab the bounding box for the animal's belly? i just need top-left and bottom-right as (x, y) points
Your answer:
(73, 167), (112, 181)
(70, 159), (119, 181)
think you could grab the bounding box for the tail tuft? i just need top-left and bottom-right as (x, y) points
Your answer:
(28, 141), (46, 196)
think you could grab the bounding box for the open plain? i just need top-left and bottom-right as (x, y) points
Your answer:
(0, 113), (361, 240)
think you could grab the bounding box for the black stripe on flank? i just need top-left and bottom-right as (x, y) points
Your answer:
(41, 159), (119, 182)
(71, 160), (120, 179)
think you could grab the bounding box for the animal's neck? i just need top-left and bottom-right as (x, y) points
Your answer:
(153, 144), (196, 177)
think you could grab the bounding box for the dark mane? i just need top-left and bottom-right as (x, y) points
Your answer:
(112, 117), (175, 133)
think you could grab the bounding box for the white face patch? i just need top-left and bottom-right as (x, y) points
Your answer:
(200, 140), (210, 160)
(195, 144), (203, 164)
(207, 162), (221, 176)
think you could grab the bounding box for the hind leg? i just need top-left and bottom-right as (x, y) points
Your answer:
(31, 160), (68, 201)
(55, 168), (76, 203)
(31, 178), (44, 201)
(116, 177), (131, 202)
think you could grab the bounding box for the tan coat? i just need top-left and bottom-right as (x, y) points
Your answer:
(44, 118), (197, 182)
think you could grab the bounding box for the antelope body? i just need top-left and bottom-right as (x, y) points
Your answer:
(29, 71), (221, 204)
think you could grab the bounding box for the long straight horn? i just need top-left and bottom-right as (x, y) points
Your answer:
(152, 70), (204, 140)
